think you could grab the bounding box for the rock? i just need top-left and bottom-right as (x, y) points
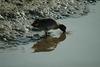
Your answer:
(0, 15), (4, 20)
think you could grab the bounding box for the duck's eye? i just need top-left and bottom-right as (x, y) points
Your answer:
(33, 23), (39, 27)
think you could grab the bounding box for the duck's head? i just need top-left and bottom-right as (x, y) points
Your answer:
(31, 19), (40, 27)
(58, 24), (66, 32)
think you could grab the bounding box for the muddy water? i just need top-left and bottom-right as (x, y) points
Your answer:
(0, 2), (100, 67)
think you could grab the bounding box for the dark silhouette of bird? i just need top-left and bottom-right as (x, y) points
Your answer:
(31, 18), (66, 36)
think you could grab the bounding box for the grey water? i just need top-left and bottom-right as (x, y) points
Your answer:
(0, 2), (100, 67)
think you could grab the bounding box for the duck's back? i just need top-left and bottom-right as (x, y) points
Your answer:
(37, 18), (58, 30)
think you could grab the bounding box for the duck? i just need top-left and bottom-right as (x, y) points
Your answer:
(31, 18), (66, 36)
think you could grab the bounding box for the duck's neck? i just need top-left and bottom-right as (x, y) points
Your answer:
(58, 24), (66, 32)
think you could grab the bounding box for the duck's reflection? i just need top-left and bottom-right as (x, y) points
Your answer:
(32, 32), (67, 53)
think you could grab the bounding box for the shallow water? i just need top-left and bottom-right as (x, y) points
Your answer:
(0, 2), (100, 67)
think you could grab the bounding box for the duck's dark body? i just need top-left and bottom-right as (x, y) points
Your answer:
(31, 18), (66, 36)
(32, 18), (58, 31)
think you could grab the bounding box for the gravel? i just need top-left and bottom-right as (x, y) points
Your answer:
(0, 0), (97, 48)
